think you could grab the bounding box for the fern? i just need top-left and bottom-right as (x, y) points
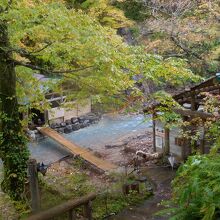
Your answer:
(161, 154), (220, 219)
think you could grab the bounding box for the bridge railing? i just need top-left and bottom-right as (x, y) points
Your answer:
(26, 192), (96, 220)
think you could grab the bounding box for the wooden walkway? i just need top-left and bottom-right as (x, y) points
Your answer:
(37, 127), (117, 172)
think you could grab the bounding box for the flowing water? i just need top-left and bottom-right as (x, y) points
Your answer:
(29, 114), (152, 164)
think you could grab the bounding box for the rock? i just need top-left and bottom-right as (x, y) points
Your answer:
(117, 27), (136, 45)
(79, 122), (87, 128)
(35, 133), (44, 141)
(27, 130), (36, 140)
(58, 127), (64, 133)
(50, 123), (56, 129)
(64, 125), (72, 134)
(86, 112), (97, 117)
(78, 116), (85, 123)
(65, 120), (72, 125)
(136, 151), (162, 160)
(72, 124), (80, 131)
(84, 114), (100, 123)
(84, 120), (90, 126)
(71, 117), (78, 124)
(60, 122), (66, 127)
(33, 130), (39, 134)
(55, 123), (60, 128)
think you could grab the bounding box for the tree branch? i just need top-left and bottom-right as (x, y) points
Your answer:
(170, 34), (203, 60)
(3, 44), (51, 56)
(13, 60), (94, 75)
(29, 43), (53, 54)
(163, 53), (187, 58)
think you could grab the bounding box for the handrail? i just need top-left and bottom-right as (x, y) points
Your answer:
(27, 192), (96, 220)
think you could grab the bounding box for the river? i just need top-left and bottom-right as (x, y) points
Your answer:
(29, 114), (152, 164)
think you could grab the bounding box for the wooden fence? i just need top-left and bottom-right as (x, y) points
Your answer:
(26, 192), (96, 220)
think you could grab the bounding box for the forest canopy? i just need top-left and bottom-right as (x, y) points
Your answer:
(0, 0), (200, 200)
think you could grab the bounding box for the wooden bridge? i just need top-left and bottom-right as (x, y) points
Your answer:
(37, 127), (117, 172)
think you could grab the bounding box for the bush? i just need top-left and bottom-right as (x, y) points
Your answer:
(113, 0), (150, 21)
(162, 154), (220, 220)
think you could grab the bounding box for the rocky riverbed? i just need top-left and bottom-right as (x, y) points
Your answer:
(97, 131), (155, 167)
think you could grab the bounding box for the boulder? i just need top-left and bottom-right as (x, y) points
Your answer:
(72, 124), (80, 131)
(64, 125), (72, 134)
(60, 122), (66, 127)
(65, 120), (72, 125)
(58, 127), (64, 133)
(84, 113), (100, 123)
(71, 117), (78, 124)
(78, 116), (85, 123)
(136, 150), (162, 160)
(27, 130), (36, 140)
(55, 123), (60, 128)
(79, 123), (87, 128)
(84, 119), (90, 126)
(50, 123), (56, 129)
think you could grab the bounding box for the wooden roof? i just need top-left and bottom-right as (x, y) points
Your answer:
(145, 75), (220, 118)
(173, 76), (220, 105)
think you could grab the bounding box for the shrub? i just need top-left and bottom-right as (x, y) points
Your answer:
(162, 154), (220, 220)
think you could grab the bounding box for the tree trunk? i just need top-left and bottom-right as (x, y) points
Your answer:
(0, 21), (29, 200)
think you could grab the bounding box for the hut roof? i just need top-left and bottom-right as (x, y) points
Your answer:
(144, 75), (220, 118)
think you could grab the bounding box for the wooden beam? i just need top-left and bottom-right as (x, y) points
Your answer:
(173, 108), (214, 119)
(38, 127), (117, 172)
(192, 77), (215, 90)
(27, 193), (96, 220)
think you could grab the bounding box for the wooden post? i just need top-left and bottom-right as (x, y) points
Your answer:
(68, 209), (76, 220)
(28, 159), (40, 213)
(199, 127), (205, 154)
(84, 201), (92, 220)
(191, 91), (196, 111)
(152, 113), (156, 152)
(181, 116), (188, 160)
(164, 127), (170, 155)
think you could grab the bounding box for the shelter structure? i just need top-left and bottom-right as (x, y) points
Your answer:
(25, 74), (92, 126)
(146, 75), (220, 160)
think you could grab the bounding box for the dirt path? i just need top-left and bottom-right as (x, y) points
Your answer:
(109, 166), (176, 220)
